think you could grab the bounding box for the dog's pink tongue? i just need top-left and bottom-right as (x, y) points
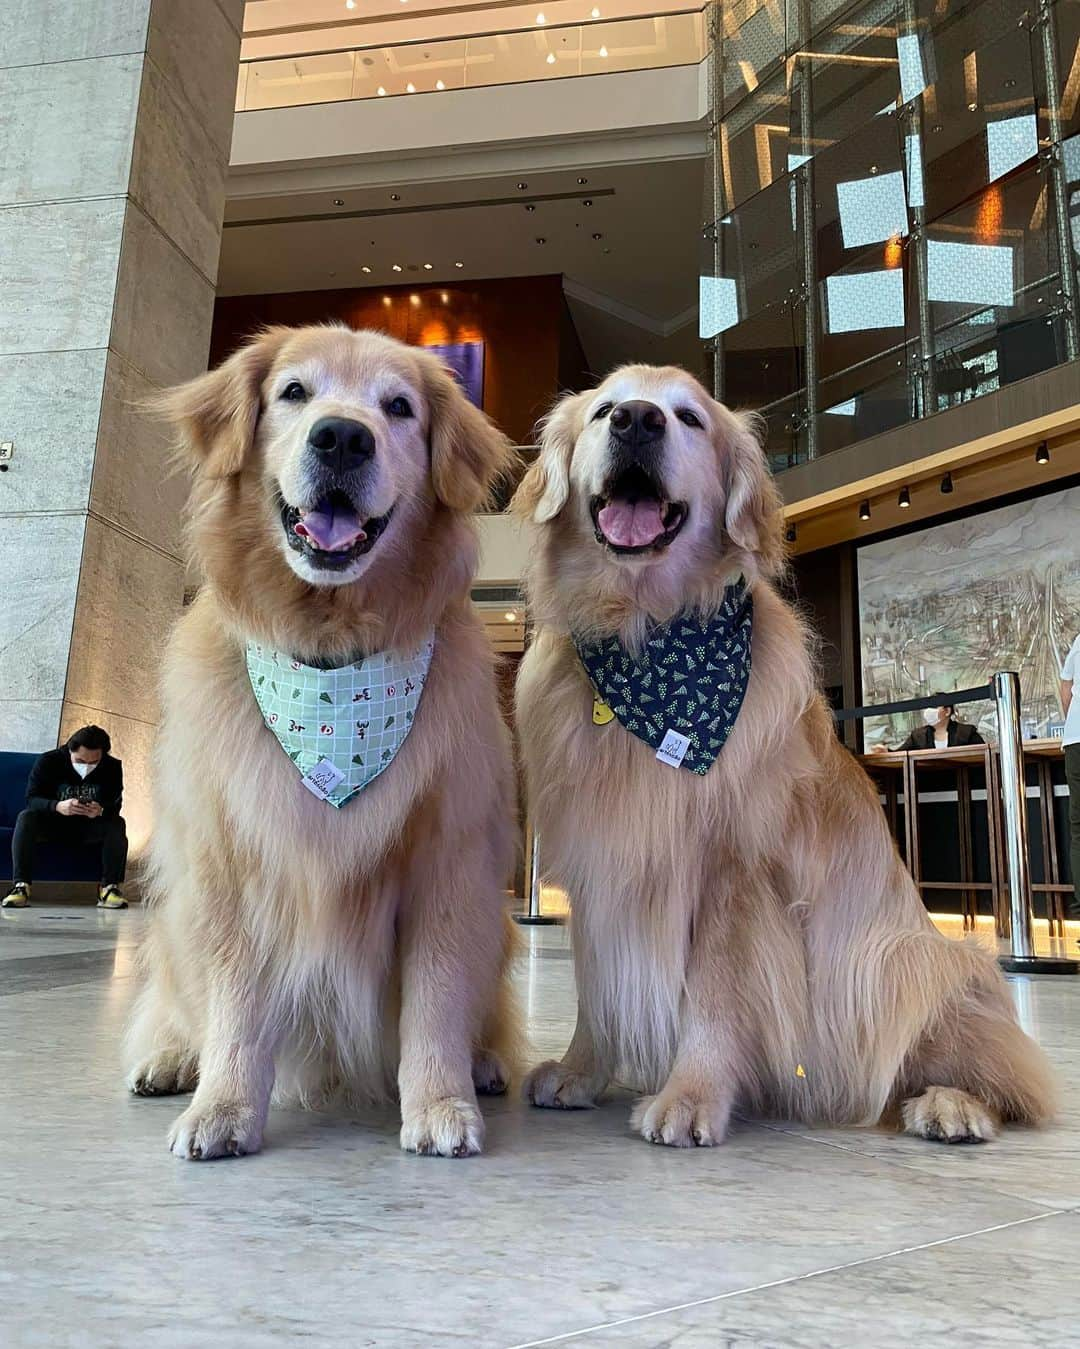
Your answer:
(597, 499), (666, 548)
(295, 504), (365, 552)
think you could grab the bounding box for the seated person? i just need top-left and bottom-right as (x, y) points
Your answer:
(3, 725), (128, 909)
(873, 700), (985, 753)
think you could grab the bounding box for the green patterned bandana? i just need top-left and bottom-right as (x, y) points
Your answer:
(573, 584), (752, 775)
(245, 635), (434, 807)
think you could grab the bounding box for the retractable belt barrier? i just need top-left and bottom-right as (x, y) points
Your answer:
(835, 671), (1077, 975)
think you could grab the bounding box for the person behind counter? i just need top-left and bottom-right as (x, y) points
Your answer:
(871, 699), (985, 754)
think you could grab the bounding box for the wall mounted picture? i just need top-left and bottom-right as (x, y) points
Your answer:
(424, 341), (485, 409)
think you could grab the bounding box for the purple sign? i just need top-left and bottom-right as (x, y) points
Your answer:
(424, 341), (485, 409)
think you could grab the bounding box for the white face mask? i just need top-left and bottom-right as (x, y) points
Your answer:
(72, 760), (95, 779)
(923, 707), (943, 728)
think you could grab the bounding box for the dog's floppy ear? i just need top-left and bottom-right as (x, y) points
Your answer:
(155, 327), (290, 480)
(511, 390), (584, 523)
(421, 357), (514, 512)
(719, 410), (785, 576)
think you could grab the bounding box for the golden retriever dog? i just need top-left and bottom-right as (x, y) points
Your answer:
(511, 365), (1055, 1147)
(125, 325), (519, 1160)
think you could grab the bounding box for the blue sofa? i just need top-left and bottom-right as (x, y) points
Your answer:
(0, 751), (101, 883)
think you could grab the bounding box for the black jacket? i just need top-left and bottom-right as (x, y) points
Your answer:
(25, 748), (124, 817)
(895, 719), (984, 752)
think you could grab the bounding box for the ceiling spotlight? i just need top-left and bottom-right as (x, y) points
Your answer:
(390, 193), (401, 201)
(546, 52), (556, 64)
(859, 499), (871, 521)
(592, 232), (602, 240)
(517, 182), (529, 190)
(578, 176), (588, 184)
(406, 82), (416, 93)
(504, 610), (518, 622)
(454, 260), (464, 267)
(361, 265), (372, 274)
(423, 262), (433, 269)
(582, 198), (593, 206)
(784, 524), (796, 544)
(392, 263), (403, 272)
(940, 471), (953, 494)
(536, 11), (546, 23)
(333, 198), (345, 206)
(599, 45), (608, 57)
(898, 486), (911, 509)
(968, 101), (978, 112)
(525, 203), (536, 212)
(346, 0), (356, 8)
(535, 236), (547, 244)
(377, 86), (387, 96)
(1036, 441), (1050, 464)
(436, 79), (445, 90)
(591, 5), (601, 15)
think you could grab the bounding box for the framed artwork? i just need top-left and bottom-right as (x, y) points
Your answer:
(424, 341), (485, 409)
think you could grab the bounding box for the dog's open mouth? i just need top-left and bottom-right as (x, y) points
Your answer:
(279, 489), (394, 570)
(589, 465), (688, 555)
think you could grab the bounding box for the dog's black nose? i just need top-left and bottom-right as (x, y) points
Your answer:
(609, 401), (667, 445)
(307, 417), (375, 471)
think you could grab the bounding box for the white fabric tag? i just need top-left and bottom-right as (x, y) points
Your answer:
(300, 758), (346, 800)
(656, 728), (691, 768)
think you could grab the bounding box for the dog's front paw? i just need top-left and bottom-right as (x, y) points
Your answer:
(902, 1086), (997, 1144)
(631, 1088), (732, 1148)
(523, 1060), (600, 1109)
(168, 1100), (265, 1160)
(400, 1096), (484, 1158)
(127, 1050), (198, 1097)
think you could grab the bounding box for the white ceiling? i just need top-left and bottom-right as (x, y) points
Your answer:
(219, 156), (709, 376)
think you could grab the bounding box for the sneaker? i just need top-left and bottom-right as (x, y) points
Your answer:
(2, 883), (31, 908)
(97, 885), (128, 910)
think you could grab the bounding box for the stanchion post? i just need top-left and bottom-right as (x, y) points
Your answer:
(514, 823), (559, 926)
(993, 670), (1077, 974)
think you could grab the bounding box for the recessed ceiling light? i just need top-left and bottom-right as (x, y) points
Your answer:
(423, 262), (433, 270)
(592, 232), (602, 240)
(582, 198), (593, 206)
(436, 79), (445, 90)
(361, 265), (372, 274)
(377, 86), (386, 96)
(392, 263), (403, 272)
(346, 0), (356, 8)
(406, 82), (416, 93)
(390, 193), (401, 201)
(525, 203), (536, 212)
(577, 176), (588, 184)
(333, 198), (345, 206)
(546, 52), (556, 64)
(517, 181), (529, 190)
(535, 236), (547, 244)
(599, 45), (608, 57)
(536, 11), (546, 23)
(591, 6), (601, 15)
(454, 260), (464, 267)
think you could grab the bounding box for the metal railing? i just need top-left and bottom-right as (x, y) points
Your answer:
(236, 8), (706, 111)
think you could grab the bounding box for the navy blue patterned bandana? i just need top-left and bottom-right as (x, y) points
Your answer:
(573, 583), (753, 775)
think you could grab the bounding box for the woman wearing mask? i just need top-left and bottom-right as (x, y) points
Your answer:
(873, 698), (985, 753)
(3, 725), (127, 909)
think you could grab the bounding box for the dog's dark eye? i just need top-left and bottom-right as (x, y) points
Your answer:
(592, 402), (614, 421)
(385, 396), (413, 419)
(280, 381), (308, 403)
(677, 409), (703, 429)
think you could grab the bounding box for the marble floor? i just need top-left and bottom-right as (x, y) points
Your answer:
(2, 906), (1079, 1348)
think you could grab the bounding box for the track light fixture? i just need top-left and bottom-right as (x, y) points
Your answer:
(859, 500), (871, 521)
(898, 486), (911, 509)
(1036, 441), (1050, 464)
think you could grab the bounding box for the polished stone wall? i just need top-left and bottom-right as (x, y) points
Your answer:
(0, 0), (243, 848)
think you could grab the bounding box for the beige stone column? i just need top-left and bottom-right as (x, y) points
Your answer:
(0, 0), (243, 850)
